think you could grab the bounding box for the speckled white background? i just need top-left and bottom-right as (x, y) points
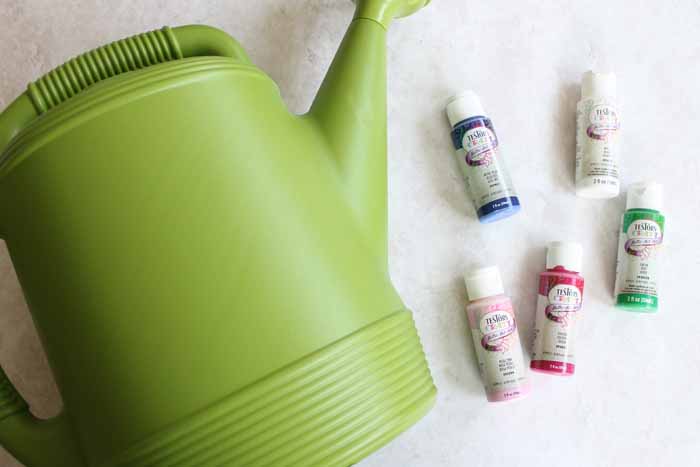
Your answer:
(0, 1), (698, 466)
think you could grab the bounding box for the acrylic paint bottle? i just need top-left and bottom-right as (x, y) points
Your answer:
(615, 182), (665, 312)
(446, 91), (520, 223)
(531, 242), (584, 376)
(465, 266), (530, 402)
(575, 71), (621, 198)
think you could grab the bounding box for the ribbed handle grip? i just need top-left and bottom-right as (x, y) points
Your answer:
(27, 27), (183, 114)
(0, 25), (249, 155)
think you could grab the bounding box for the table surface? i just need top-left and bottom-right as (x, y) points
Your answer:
(0, 1), (698, 466)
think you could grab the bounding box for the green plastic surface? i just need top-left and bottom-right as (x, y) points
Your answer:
(0, 1), (435, 466)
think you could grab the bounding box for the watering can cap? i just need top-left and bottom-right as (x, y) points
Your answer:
(446, 91), (485, 127)
(581, 71), (616, 99)
(464, 266), (504, 301)
(626, 181), (663, 211)
(546, 241), (583, 272)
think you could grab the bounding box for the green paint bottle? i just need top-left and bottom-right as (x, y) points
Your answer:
(614, 182), (665, 312)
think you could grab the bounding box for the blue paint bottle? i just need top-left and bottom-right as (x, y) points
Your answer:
(446, 91), (520, 223)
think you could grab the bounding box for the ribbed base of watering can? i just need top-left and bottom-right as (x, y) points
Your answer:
(105, 310), (436, 467)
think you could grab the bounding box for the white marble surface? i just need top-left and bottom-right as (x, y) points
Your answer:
(0, 1), (698, 466)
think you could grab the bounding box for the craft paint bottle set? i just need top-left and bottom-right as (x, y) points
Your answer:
(531, 242), (584, 376)
(445, 71), (666, 403)
(445, 91), (520, 223)
(464, 266), (530, 402)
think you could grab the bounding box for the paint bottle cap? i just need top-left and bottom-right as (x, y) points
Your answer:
(445, 91), (485, 127)
(546, 241), (583, 272)
(581, 71), (616, 99)
(626, 181), (663, 211)
(464, 266), (504, 301)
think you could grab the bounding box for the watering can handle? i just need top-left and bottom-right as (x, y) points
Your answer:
(0, 25), (251, 155)
(0, 25), (250, 467)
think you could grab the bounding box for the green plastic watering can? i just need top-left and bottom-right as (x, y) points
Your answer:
(0, 1), (435, 466)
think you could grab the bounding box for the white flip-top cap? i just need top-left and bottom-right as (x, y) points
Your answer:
(581, 71), (616, 99)
(626, 181), (663, 211)
(445, 91), (485, 127)
(464, 266), (504, 301)
(546, 241), (583, 272)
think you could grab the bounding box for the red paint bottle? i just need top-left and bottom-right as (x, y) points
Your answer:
(531, 242), (584, 376)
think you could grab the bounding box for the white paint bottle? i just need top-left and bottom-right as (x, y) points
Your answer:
(575, 71), (621, 198)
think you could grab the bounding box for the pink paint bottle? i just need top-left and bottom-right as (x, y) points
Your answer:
(531, 242), (584, 376)
(465, 266), (530, 402)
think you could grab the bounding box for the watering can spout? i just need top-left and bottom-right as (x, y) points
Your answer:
(308, 0), (430, 266)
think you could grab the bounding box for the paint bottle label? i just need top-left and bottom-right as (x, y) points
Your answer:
(615, 210), (665, 308)
(451, 117), (518, 217)
(531, 274), (584, 375)
(467, 298), (529, 401)
(575, 98), (620, 189)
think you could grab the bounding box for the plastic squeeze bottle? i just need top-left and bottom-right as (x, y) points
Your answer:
(531, 242), (584, 376)
(615, 182), (665, 312)
(465, 266), (530, 402)
(446, 91), (521, 223)
(575, 71), (621, 198)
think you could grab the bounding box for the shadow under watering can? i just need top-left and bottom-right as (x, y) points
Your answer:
(0, 0), (435, 466)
